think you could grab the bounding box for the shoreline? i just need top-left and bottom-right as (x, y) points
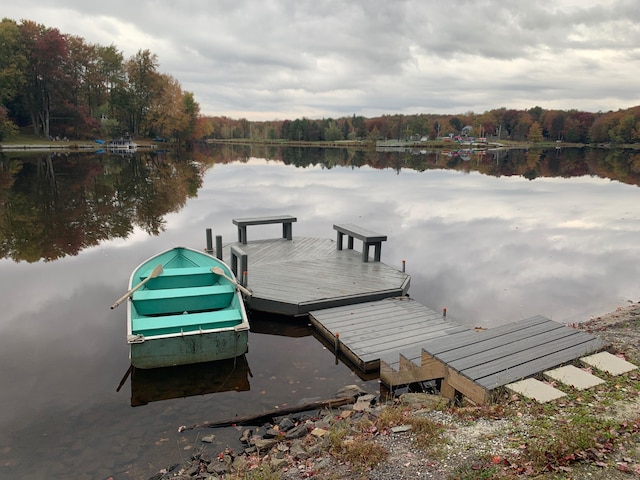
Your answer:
(139, 301), (640, 480)
(5, 137), (640, 152)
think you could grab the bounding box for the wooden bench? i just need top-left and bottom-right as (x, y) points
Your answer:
(132, 309), (243, 336)
(232, 215), (297, 244)
(132, 284), (235, 315)
(333, 224), (387, 262)
(139, 267), (213, 289)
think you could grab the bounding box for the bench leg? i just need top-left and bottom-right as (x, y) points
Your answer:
(347, 236), (354, 250)
(282, 222), (293, 240)
(336, 231), (344, 250)
(237, 226), (248, 244)
(373, 243), (382, 261)
(361, 244), (369, 262)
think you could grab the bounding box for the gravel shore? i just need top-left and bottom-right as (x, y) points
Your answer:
(145, 302), (640, 480)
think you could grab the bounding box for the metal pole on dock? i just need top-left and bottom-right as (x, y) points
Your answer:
(216, 235), (223, 260)
(402, 260), (406, 273)
(206, 228), (213, 254)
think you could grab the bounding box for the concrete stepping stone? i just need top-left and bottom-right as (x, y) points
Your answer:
(580, 351), (637, 376)
(544, 365), (605, 390)
(505, 378), (566, 403)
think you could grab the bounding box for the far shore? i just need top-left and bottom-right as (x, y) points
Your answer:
(4, 135), (638, 152)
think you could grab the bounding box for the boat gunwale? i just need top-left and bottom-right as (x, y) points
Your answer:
(125, 245), (249, 345)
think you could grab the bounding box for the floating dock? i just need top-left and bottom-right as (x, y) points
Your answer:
(210, 216), (620, 404)
(216, 217), (410, 316)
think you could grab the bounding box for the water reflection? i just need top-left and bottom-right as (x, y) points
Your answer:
(129, 355), (251, 407)
(0, 150), (202, 262)
(0, 145), (639, 479)
(2, 146), (640, 262)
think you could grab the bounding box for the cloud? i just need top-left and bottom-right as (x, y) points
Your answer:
(4, 0), (640, 119)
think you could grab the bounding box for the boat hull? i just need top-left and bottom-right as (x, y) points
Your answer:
(126, 246), (250, 369)
(130, 329), (248, 369)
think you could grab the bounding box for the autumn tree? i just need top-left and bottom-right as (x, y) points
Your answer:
(19, 21), (71, 138)
(181, 92), (200, 140)
(0, 19), (24, 139)
(0, 19), (25, 106)
(146, 74), (185, 139)
(123, 49), (161, 135)
(324, 120), (343, 141)
(527, 121), (544, 142)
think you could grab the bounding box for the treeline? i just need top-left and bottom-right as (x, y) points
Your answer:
(0, 18), (202, 142)
(3, 18), (640, 146)
(203, 106), (640, 145)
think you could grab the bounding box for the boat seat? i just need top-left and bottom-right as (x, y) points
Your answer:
(132, 284), (235, 316)
(139, 267), (216, 289)
(132, 309), (244, 336)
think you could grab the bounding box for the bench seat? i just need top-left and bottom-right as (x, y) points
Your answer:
(333, 223), (388, 262)
(132, 284), (235, 315)
(232, 215), (297, 244)
(139, 267), (215, 289)
(132, 309), (244, 336)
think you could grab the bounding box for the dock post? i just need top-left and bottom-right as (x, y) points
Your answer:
(334, 333), (340, 364)
(402, 260), (406, 273)
(230, 245), (248, 282)
(443, 307), (447, 318)
(206, 228), (213, 254)
(215, 235), (223, 260)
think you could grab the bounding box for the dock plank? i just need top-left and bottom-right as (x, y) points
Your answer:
(476, 338), (606, 389)
(459, 334), (605, 383)
(448, 326), (583, 371)
(434, 320), (571, 365)
(310, 298), (468, 371)
(421, 315), (552, 356)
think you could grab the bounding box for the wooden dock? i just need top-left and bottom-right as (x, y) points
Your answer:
(309, 298), (468, 372)
(218, 221), (410, 316)
(210, 217), (613, 404)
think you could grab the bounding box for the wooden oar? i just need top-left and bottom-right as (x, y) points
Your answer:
(211, 266), (252, 296)
(110, 264), (163, 309)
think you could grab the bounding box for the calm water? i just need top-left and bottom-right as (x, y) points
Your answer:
(1, 146), (639, 479)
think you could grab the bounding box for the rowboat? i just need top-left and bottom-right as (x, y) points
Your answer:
(121, 246), (250, 369)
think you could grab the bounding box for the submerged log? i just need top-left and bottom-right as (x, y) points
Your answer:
(180, 396), (357, 431)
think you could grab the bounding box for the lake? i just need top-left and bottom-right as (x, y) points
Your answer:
(0, 145), (639, 479)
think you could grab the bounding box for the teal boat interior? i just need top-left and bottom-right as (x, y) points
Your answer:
(129, 248), (246, 337)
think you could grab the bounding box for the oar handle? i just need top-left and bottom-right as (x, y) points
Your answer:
(111, 264), (163, 309)
(234, 282), (253, 297)
(212, 267), (252, 296)
(110, 281), (144, 309)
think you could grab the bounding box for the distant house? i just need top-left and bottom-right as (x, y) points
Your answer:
(461, 125), (473, 136)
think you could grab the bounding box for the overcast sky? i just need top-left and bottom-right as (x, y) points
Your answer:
(5, 0), (640, 120)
